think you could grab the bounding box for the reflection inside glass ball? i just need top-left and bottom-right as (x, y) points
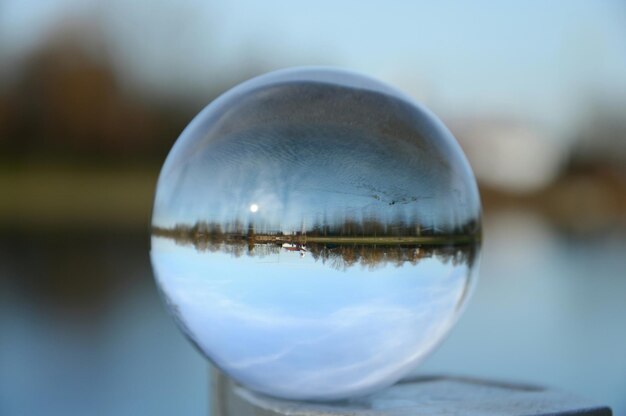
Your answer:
(150, 67), (481, 401)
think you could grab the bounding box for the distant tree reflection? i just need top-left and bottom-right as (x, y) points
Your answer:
(152, 220), (479, 271)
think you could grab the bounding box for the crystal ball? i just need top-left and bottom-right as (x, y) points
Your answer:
(150, 68), (481, 401)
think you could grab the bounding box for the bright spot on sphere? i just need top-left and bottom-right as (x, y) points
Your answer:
(250, 204), (259, 213)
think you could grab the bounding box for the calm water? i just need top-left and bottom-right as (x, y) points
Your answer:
(1, 210), (625, 415)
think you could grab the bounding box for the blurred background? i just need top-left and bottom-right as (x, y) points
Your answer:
(0, 0), (625, 415)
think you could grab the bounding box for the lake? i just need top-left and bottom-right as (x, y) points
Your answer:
(1, 208), (624, 415)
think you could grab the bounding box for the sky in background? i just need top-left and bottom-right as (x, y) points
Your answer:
(1, 0), (625, 140)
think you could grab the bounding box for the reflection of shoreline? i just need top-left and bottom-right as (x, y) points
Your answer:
(152, 224), (479, 270)
(250, 235), (477, 245)
(151, 221), (481, 245)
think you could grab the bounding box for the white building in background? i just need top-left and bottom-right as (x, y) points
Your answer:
(450, 119), (567, 194)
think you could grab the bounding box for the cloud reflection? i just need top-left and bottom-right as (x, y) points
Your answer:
(151, 236), (478, 400)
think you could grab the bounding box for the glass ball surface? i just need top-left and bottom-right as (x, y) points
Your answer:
(151, 68), (481, 401)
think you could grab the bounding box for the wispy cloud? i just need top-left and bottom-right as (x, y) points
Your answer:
(152, 242), (470, 399)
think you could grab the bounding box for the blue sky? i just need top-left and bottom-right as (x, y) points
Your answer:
(151, 236), (474, 399)
(1, 0), (625, 138)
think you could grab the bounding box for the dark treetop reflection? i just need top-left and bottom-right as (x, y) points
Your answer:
(150, 68), (481, 400)
(152, 223), (478, 271)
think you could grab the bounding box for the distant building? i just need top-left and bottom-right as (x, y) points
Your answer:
(450, 118), (566, 193)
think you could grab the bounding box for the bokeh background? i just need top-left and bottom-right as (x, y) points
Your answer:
(1, 1), (625, 415)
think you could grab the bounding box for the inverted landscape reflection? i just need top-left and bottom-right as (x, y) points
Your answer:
(152, 236), (479, 399)
(150, 68), (482, 400)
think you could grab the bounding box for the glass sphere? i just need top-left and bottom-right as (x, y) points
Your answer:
(150, 68), (481, 401)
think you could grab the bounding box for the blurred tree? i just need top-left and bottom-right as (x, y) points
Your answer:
(0, 24), (197, 163)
